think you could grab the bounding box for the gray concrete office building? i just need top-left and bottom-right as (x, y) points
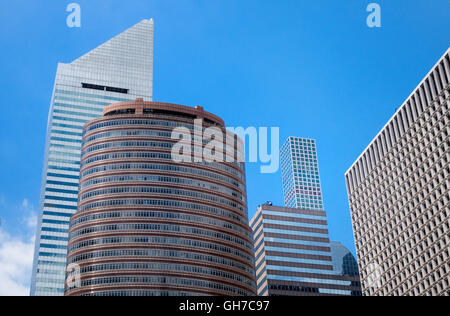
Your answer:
(345, 48), (450, 296)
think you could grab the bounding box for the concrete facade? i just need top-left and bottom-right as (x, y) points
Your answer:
(345, 48), (450, 296)
(31, 19), (154, 296)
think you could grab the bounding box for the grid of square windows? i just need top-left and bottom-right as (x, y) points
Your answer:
(31, 20), (153, 296)
(281, 137), (324, 211)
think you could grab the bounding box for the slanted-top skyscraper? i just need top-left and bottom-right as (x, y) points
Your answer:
(31, 19), (154, 296)
(281, 137), (324, 211)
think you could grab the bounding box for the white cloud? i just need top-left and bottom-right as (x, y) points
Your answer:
(0, 230), (35, 296)
(20, 199), (37, 229)
(0, 198), (37, 296)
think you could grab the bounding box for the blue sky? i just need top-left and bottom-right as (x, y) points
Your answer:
(0, 0), (449, 294)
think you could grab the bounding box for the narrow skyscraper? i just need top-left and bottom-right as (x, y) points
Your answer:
(345, 48), (450, 296)
(281, 137), (323, 210)
(31, 19), (154, 296)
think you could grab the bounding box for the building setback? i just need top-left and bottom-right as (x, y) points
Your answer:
(31, 19), (154, 296)
(345, 48), (450, 296)
(251, 204), (361, 296)
(65, 99), (256, 296)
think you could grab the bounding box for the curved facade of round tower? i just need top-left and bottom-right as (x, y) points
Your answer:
(65, 99), (256, 296)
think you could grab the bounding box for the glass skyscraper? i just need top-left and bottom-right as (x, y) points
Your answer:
(329, 241), (362, 296)
(281, 137), (323, 211)
(30, 19), (154, 296)
(345, 48), (450, 296)
(329, 242), (360, 277)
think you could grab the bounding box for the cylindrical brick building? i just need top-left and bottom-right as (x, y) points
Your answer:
(65, 99), (256, 296)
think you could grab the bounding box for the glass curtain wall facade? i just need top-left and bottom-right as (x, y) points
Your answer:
(31, 19), (154, 296)
(329, 241), (362, 296)
(64, 99), (256, 296)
